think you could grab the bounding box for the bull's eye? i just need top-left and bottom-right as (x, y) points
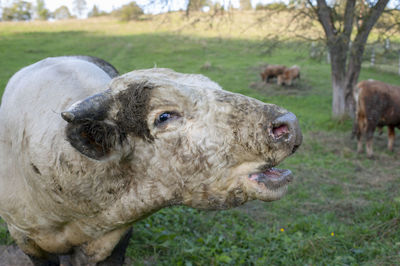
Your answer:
(154, 111), (180, 127)
(159, 112), (171, 122)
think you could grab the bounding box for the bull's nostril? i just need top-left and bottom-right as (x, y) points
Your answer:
(270, 112), (302, 150)
(272, 124), (289, 139)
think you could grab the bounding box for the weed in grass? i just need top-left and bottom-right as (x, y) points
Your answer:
(0, 220), (12, 246)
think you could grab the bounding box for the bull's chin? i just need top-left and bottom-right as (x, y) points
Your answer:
(244, 168), (293, 201)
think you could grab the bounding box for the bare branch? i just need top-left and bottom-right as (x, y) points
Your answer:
(355, 0), (390, 45)
(316, 0), (336, 39)
(343, 0), (356, 37)
(293, 32), (326, 42)
(306, 0), (317, 12)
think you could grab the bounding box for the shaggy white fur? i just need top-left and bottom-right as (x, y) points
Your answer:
(0, 57), (301, 264)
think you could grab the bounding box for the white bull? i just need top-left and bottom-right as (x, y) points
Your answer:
(0, 56), (302, 265)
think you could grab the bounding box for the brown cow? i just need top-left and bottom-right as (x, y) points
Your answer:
(277, 66), (300, 86)
(353, 79), (400, 157)
(260, 65), (287, 83)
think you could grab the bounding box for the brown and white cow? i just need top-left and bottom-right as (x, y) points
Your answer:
(277, 66), (300, 86)
(260, 65), (287, 83)
(353, 79), (400, 157)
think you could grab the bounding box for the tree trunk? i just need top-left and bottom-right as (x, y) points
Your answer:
(344, 43), (365, 118)
(328, 37), (349, 118)
(330, 39), (366, 119)
(332, 78), (346, 118)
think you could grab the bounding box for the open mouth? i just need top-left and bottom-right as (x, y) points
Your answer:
(248, 168), (293, 190)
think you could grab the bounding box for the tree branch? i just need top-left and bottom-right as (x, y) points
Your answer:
(354, 0), (390, 45)
(343, 0), (356, 38)
(315, 0), (336, 39)
(306, 0), (317, 13)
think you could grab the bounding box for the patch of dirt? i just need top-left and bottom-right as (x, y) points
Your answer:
(301, 200), (369, 223)
(0, 244), (135, 266)
(249, 63), (313, 96)
(0, 245), (33, 266)
(308, 130), (400, 188)
(249, 80), (312, 97)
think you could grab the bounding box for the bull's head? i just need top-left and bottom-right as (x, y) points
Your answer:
(62, 68), (302, 211)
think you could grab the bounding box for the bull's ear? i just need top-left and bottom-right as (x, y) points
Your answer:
(64, 119), (124, 160)
(62, 90), (125, 160)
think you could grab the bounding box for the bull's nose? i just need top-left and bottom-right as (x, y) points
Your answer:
(271, 112), (302, 153)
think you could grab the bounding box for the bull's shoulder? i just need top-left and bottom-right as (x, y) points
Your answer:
(356, 80), (371, 88)
(358, 80), (400, 93)
(2, 57), (112, 103)
(355, 80), (380, 103)
(356, 80), (384, 93)
(356, 80), (400, 109)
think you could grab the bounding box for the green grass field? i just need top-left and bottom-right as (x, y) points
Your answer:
(0, 13), (400, 265)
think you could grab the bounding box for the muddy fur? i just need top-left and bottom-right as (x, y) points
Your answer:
(0, 58), (302, 265)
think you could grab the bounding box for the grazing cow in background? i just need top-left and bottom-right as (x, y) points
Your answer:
(0, 56), (302, 265)
(260, 65), (287, 83)
(353, 79), (400, 157)
(277, 66), (300, 86)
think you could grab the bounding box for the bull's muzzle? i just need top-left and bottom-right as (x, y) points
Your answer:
(270, 112), (302, 154)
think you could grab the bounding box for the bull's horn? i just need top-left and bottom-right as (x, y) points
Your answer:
(61, 89), (113, 123)
(61, 111), (75, 122)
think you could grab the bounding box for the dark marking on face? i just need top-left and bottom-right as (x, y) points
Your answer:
(31, 163), (41, 175)
(116, 82), (154, 141)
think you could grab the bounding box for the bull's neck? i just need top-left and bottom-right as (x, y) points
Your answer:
(120, 175), (183, 220)
(79, 170), (184, 232)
